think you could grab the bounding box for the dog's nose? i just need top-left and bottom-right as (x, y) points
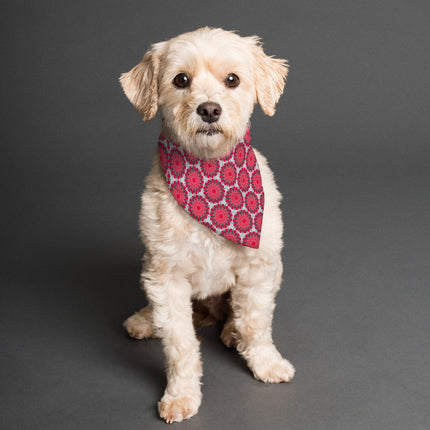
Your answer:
(196, 102), (222, 123)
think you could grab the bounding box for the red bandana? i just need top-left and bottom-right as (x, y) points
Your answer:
(158, 128), (264, 249)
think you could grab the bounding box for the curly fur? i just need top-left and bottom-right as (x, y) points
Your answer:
(120, 27), (294, 423)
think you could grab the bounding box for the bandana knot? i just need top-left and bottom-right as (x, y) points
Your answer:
(158, 128), (264, 249)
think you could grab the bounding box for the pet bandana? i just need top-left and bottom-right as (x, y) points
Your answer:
(158, 127), (264, 249)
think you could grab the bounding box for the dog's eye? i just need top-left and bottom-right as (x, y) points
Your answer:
(225, 73), (240, 88)
(173, 73), (191, 89)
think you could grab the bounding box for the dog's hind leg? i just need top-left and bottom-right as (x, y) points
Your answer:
(220, 313), (238, 348)
(124, 293), (231, 340)
(123, 305), (157, 339)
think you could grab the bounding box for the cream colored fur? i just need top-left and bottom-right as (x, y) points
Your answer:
(120, 27), (294, 424)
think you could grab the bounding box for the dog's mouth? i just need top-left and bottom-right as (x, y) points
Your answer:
(196, 127), (223, 136)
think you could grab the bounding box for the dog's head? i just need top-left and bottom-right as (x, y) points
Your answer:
(120, 27), (288, 159)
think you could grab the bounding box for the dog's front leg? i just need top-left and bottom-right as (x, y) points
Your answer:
(145, 271), (202, 423)
(232, 256), (295, 383)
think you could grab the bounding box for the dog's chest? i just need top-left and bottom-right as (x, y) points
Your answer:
(188, 246), (237, 299)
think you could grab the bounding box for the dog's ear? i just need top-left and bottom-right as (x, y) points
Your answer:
(119, 42), (165, 121)
(251, 39), (289, 116)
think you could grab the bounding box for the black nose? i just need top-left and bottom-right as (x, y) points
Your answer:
(196, 102), (222, 123)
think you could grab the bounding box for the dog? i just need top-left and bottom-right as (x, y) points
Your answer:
(120, 27), (294, 423)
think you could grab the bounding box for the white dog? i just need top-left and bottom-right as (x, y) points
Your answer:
(120, 27), (295, 423)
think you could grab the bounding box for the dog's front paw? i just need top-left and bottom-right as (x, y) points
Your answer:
(158, 395), (200, 423)
(251, 354), (295, 383)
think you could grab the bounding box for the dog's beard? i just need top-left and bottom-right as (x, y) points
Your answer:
(161, 110), (244, 159)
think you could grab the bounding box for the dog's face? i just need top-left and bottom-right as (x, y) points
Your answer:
(121, 28), (288, 159)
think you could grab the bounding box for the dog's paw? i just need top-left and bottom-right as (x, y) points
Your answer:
(220, 321), (237, 349)
(122, 307), (154, 339)
(252, 356), (295, 383)
(158, 395), (200, 423)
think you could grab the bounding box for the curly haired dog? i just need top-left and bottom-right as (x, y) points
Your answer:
(120, 27), (294, 423)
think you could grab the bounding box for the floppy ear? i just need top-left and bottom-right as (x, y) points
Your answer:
(119, 42), (165, 121)
(253, 42), (289, 116)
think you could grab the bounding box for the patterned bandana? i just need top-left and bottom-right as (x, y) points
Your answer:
(158, 127), (264, 249)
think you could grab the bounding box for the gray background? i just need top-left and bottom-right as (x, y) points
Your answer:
(1, 0), (429, 429)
